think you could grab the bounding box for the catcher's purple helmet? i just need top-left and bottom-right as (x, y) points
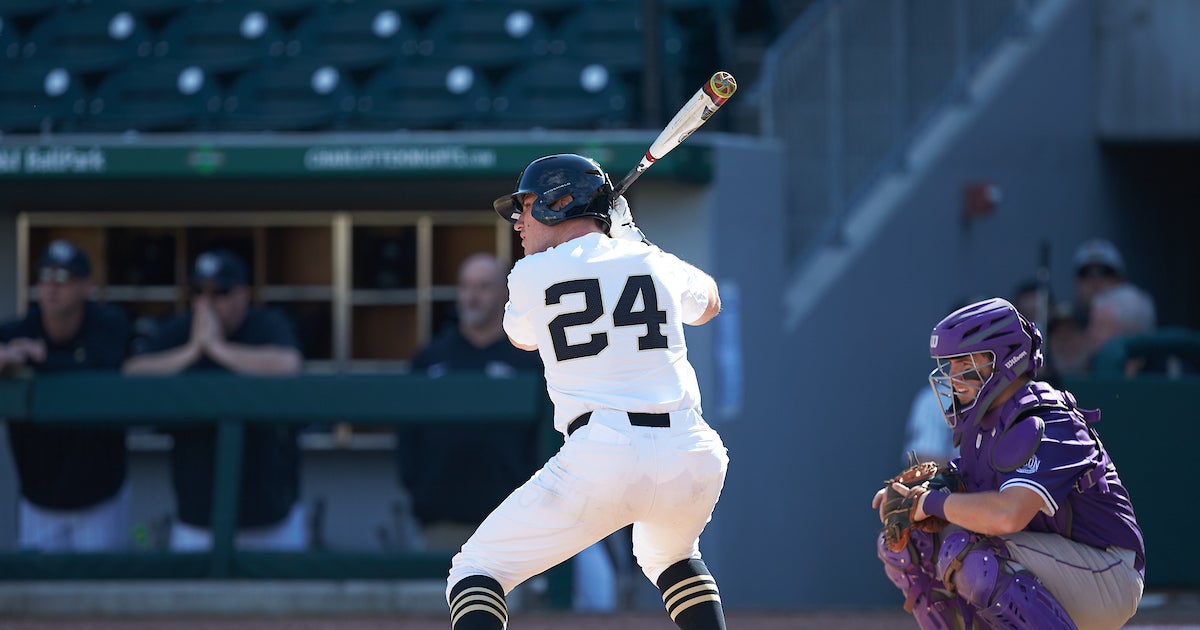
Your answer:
(928, 297), (1043, 431)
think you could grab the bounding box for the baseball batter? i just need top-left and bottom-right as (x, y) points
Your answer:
(873, 298), (1144, 629)
(446, 154), (729, 630)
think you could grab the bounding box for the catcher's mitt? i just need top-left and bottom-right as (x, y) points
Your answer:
(880, 455), (956, 552)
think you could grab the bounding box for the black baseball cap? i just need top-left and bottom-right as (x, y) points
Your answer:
(190, 248), (248, 291)
(38, 239), (92, 278)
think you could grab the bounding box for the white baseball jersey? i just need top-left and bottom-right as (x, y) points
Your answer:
(504, 232), (710, 433)
(448, 231), (728, 598)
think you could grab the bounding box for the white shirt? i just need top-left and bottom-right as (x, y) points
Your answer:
(902, 386), (956, 465)
(504, 233), (710, 432)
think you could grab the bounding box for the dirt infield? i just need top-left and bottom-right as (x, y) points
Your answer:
(2, 601), (1199, 630)
(0, 611), (912, 629)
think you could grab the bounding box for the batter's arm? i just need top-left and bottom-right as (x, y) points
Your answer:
(688, 275), (722, 326)
(508, 337), (537, 351)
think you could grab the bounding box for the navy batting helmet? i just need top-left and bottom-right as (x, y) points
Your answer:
(492, 154), (613, 228)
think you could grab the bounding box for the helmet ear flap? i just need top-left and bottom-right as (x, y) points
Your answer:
(598, 173), (616, 219)
(576, 172), (615, 228)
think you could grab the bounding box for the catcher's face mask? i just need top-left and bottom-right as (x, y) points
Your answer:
(928, 351), (995, 429)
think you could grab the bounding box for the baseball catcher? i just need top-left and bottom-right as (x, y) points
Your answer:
(871, 298), (1144, 630)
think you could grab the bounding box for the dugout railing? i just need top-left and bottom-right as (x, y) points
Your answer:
(0, 373), (1192, 592)
(0, 372), (578, 602)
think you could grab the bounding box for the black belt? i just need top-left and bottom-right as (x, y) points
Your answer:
(567, 411), (670, 437)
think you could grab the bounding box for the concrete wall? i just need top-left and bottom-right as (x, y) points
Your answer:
(718, 0), (1118, 608)
(1095, 0), (1200, 139)
(695, 137), (788, 599)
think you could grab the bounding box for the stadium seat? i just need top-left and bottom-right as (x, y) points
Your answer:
(0, 0), (58, 21)
(358, 60), (492, 130)
(78, 60), (221, 132)
(0, 63), (87, 133)
(121, 0), (192, 21)
(217, 59), (356, 131)
(490, 58), (633, 129)
(159, 3), (286, 77)
(1, 16), (19, 62)
(361, 0), (445, 23)
(290, 3), (421, 72)
(663, 0), (738, 11)
(662, 0), (737, 83)
(552, 3), (687, 74)
(456, 0), (580, 25)
(421, 4), (551, 76)
(24, 4), (154, 75)
(254, 0), (323, 18)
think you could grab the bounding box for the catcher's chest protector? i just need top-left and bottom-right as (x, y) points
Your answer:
(958, 382), (1104, 494)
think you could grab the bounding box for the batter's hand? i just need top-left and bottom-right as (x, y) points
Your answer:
(609, 195), (648, 244)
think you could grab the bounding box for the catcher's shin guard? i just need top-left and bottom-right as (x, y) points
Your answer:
(657, 558), (726, 630)
(448, 574), (507, 630)
(937, 530), (1078, 629)
(877, 531), (972, 630)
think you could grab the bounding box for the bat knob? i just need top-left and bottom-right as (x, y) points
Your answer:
(709, 71), (737, 100)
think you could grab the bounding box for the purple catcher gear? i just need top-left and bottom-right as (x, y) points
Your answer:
(937, 530), (1077, 629)
(928, 298), (1044, 432)
(877, 530), (973, 629)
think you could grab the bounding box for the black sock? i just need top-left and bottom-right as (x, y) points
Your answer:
(448, 574), (507, 630)
(657, 558), (726, 630)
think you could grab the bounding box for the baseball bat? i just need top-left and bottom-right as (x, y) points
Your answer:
(613, 71), (738, 197)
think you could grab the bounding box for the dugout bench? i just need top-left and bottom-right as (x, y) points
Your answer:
(0, 373), (578, 605)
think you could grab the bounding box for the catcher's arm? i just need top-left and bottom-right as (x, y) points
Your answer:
(914, 486), (1046, 536)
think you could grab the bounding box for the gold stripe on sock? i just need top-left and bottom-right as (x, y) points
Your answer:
(664, 582), (719, 611)
(451, 603), (508, 628)
(668, 593), (723, 622)
(661, 574), (715, 603)
(450, 587), (506, 623)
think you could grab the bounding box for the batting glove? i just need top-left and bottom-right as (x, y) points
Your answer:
(609, 195), (649, 244)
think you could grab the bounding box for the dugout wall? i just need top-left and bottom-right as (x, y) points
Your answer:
(0, 131), (787, 612)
